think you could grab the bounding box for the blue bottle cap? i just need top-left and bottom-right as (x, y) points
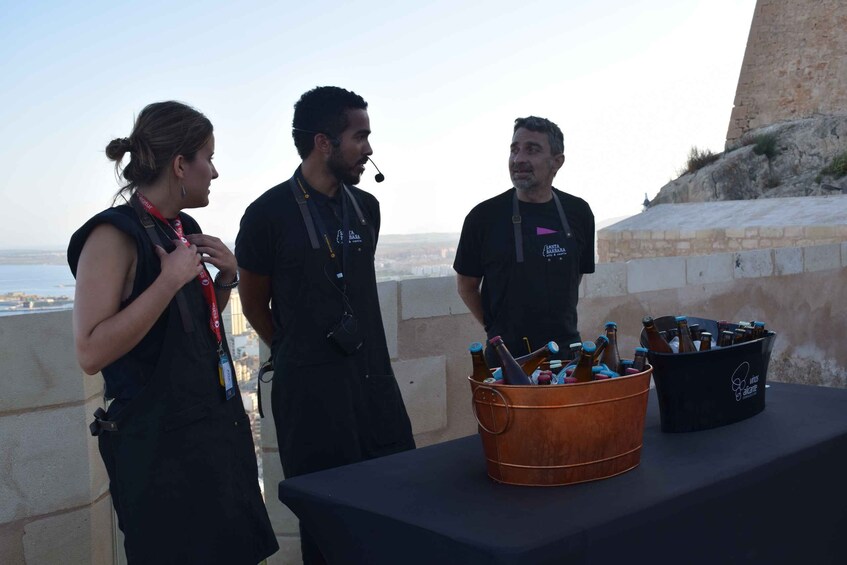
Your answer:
(596, 335), (609, 345)
(582, 341), (597, 353)
(492, 368), (503, 381)
(469, 342), (483, 353)
(675, 316), (688, 322)
(604, 321), (617, 328)
(592, 366), (604, 374)
(635, 347), (648, 353)
(547, 341), (560, 354)
(754, 321), (765, 328)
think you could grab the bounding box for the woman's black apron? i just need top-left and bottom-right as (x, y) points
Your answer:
(484, 191), (582, 366)
(92, 231), (277, 564)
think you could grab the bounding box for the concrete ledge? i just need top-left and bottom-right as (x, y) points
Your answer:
(22, 496), (113, 565)
(0, 310), (102, 413)
(377, 280), (399, 358)
(734, 249), (774, 279)
(627, 257), (686, 293)
(400, 277), (468, 320)
(804, 243), (842, 272)
(842, 242), (847, 267)
(393, 356), (447, 434)
(585, 263), (627, 297)
(262, 452), (299, 536)
(0, 397), (107, 523)
(774, 247), (803, 276)
(686, 253), (733, 285)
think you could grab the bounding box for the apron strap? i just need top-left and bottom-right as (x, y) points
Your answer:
(511, 189), (573, 263)
(289, 178), (321, 250)
(343, 184), (376, 249)
(129, 195), (195, 334)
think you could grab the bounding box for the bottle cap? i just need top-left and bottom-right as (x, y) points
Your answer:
(488, 335), (503, 345)
(469, 342), (483, 353)
(754, 321), (765, 328)
(625, 368), (640, 375)
(642, 316), (654, 325)
(592, 366), (604, 373)
(492, 368), (503, 380)
(675, 315), (688, 322)
(604, 321), (617, 329)
(582, 341), (597, 353)
(595, 335), (609, 345)
(635, 347), (648, 353)
(546, 341), (560, 354)
(537, 374), (552, 385)
(564, 376), (579, 384)
(483, 377), (497, 384)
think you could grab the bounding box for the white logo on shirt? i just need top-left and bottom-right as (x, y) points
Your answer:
(542, 243), (567, 257)
(336, 229), (363, 244)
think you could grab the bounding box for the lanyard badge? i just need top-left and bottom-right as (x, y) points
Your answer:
(218, 348), (235, 400)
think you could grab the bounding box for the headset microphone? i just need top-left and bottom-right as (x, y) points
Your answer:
(367, 157), (385, 183)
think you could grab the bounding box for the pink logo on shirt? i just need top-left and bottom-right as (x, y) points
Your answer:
(536, 227), (558, 235)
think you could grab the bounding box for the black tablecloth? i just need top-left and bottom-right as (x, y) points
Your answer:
(279, 383), (847, 564)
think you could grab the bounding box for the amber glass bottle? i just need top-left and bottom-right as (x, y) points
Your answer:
(515, 341), (560, 375)
(571, 341), (597, 383)
(642, 316), (673, 353)
(469, 342), (489, 382)
(489, 336), (532, 385)
(675, 316), (698, 353)
(599, 321), (622, 374)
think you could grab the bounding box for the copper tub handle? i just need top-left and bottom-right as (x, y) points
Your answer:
(471, 385), (511, 435)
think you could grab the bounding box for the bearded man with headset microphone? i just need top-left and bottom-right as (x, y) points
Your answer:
(236, 86), (414, 565)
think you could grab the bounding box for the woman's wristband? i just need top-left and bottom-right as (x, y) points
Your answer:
(214, 271), (239, 290)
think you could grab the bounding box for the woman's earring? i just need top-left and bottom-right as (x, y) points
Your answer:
(180, 185), (187, 199)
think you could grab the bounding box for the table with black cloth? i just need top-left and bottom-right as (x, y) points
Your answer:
(278, 382), (847, 564)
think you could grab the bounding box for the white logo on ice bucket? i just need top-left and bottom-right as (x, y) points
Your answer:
(730, 361), (759, 401)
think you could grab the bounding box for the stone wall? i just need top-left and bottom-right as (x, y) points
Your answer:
(727, 0), (847, 143)
(599, 196), (847, 262)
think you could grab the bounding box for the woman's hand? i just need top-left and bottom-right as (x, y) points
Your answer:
(155, 241), (204, 291)
(186, 234), (237, 283)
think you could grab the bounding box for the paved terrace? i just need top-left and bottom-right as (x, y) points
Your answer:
(2, 239), (846, 564)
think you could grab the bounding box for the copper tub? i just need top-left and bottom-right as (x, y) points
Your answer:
(469, 367), (652, 486)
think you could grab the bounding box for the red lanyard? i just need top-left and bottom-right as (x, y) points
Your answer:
(135, 193), (223, 348)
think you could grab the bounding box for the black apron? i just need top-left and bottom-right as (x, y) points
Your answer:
(484, 191), (582, 366)
(272, 179), (414, 479)
(97, 278), (277, 564)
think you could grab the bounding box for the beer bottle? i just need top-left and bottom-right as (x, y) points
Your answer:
(488, 336), (532, 385)
(515, 341), (560, 375)
(593, 335), (609, 364)
(734, 328), (747, 344)
(718, 330), (735, 347)
(689, 323), (702, 342)
(642, 317), (673, 354)
(631, 347), (648, 371)
(675, 316), (698, 353)
(699, 332), (712, 351)
(469, 342), (489, 382)
(571, 341), (597, 383)
(599, 321), (622, 374)
(753, 321), (766, 339)
(568, 342), (583, 362)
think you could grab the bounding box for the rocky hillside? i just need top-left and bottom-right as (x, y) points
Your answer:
(650, 114), (847, 205)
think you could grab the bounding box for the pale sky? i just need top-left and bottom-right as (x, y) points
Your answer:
(0, 0), (756, 249)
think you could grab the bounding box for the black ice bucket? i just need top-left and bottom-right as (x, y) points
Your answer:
(640, 316), (776, 433)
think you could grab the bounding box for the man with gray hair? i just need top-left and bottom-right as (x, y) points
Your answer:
(453, 116), (595, 365)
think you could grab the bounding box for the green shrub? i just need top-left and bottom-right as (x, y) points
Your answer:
(682, 146), (720, 175)
(751, 133), (778, 158)
(821, 151), (847, 178)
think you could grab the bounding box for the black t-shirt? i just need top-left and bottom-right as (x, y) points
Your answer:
(453, 188), (594, 345)
(235, 169), (382, 363)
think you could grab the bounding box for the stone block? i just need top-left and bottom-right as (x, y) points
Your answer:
(760, 227), (784, 238)
(0, 310), (102, 412)
(679, 230), (697, 239)
(633, 230), (652, 240)
(734, 250), (774, 279)
(774, 247), (803, 276)
(22, 495), (113, 565)
(686, 254), (734, 285)
(400, 277), (468, 320)
(0, 397), (107, 524)
(805, 226), (836, 239)
(803, 244), (842, 272)
(725, 227), (746, 238)
(744, 228), (758, 238)
(784, 226), (804, 237)
(842, 242), (847, 267)
(377, 280), (399, 358)
(263, 452), (300, 536)
(585, 263), (627, 297)
(651, 231), (665, 240)
(393, 356), (447, 435)
(627, 257), (686, 293)
(742, 239), (759, 249)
